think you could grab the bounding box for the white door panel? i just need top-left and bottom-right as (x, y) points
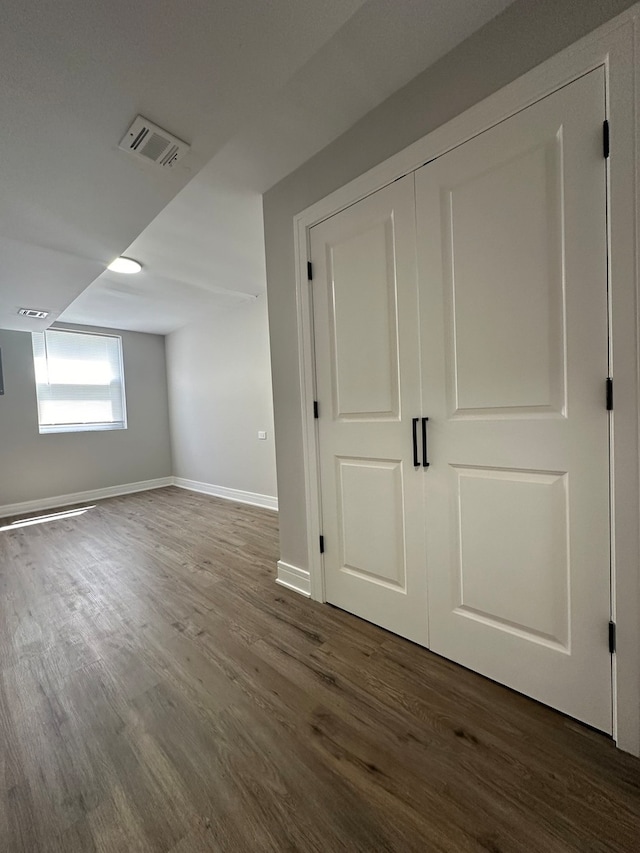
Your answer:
(443, 134), (566, 417)
(330, 219), (400, 418)
(452, 464), (570, 650)
(417, 68), (611, 732)
(337, 457), (406, 589)
(311, 175), (429, 645)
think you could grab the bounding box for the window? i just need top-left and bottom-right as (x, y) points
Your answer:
(32, 329), (127, 434)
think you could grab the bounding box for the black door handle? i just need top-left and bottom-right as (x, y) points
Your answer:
(422, 417), (430, 468)
(412, 417), (420, 467)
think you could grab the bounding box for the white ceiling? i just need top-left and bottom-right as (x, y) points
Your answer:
(1, 0), (517, 335)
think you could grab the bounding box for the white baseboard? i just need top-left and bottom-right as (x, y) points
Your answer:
(0, 477), (173, 520)
(276, 560), (311, 597)
(172, 477), (278, 512)
(0, 476), (278, 519)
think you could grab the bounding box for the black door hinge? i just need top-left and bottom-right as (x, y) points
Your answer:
(606, 377), (613, 411)
(319, 535), (325, 554)
(313, 400), (319, 419)
(609, 620), (616, 654)
(307, 261), (313, 281)
(603, 120), (610, 159)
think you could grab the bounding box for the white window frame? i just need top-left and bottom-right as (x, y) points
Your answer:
(33, 328), (128, 435)
(291, 9), (640, 755)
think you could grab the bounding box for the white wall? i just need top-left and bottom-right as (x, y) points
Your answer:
(166, 296), (277, 502)
(0, 323), (172, 509)
(263, 0), (638, 572)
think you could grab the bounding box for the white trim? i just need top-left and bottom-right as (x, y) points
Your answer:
(172, 477), (278, 511)
(276, 560), (311, 597)
(293, 6), (640, 755)
(295, 215), (326, 602)
(0, 477), (173, 519)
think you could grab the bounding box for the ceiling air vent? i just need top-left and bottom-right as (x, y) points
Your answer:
(19, 308), (49, 319)
(118, 116), (190, 168)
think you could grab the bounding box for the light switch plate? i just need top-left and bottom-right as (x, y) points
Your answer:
(258, 431), (267, 440)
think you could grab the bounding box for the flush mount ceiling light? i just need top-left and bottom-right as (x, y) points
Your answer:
(108, 257), (143, 274)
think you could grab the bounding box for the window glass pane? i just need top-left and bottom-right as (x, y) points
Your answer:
(31, 330), (127, 433)
(39, 400), (115, 425)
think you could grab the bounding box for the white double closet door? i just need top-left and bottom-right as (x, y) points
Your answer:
(310, 68), (612, 732)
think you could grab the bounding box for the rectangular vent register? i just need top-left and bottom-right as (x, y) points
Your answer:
(118, 116), (190, 169)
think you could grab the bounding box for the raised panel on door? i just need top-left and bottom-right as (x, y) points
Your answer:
(444, 134), (566, 417)
(337, 457), (406, 589)
(453, 465), (570, 650)
(330, 220), (400, 419)
(417, 68), (611, 732)
(311, 175), (428, 646)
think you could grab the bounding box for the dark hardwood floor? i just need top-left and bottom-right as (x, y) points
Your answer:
(0, 487), (638, 852)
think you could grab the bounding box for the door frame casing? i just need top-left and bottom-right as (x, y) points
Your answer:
(292, 8), (640, 755)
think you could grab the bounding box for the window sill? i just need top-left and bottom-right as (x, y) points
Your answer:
(38, 423), (127, 435)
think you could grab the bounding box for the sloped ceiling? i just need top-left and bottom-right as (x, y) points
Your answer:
(0, 0), (369, 331)
(2, 0), (517, 334)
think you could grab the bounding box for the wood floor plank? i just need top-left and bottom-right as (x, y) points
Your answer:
(0, 486), (638, 851)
